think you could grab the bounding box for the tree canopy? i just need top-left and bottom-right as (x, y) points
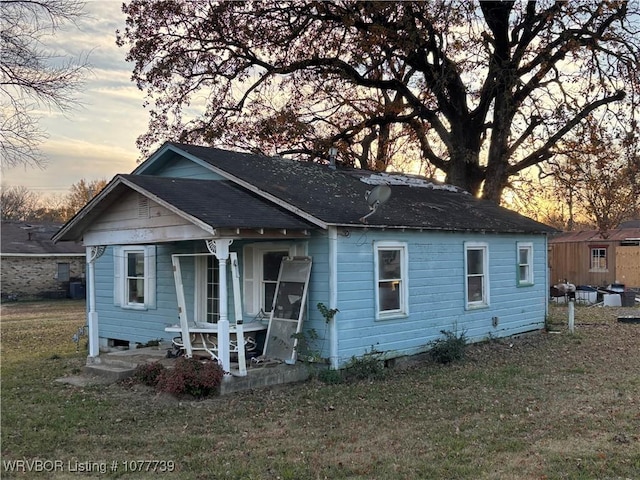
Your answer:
(118, 0), (640, 202)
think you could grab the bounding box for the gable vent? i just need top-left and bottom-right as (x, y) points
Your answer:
(138, 195), (150, 218)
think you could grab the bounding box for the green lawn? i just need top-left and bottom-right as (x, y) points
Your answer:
(1, 300), (639, 479)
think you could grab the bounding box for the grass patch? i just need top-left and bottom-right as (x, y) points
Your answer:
(1, 301), (639, 479)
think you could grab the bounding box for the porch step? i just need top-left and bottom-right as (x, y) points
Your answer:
(83, 364), (136, 382)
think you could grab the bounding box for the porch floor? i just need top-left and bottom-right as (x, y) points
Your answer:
(58, 347), (311, 395)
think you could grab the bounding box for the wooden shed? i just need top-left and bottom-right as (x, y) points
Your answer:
(548, 227), (640, 289)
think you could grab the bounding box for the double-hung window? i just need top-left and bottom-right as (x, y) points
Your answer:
(374, 241), (408, 319)
(517, 242), (534, 286)
(465, 242), (489, 308)
(114, 245), (156, 309)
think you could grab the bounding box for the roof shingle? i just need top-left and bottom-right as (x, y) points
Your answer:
(169, 143), (556, 234)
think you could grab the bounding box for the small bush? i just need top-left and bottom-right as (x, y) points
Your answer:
(429, 329), (467, 364)
(156, 357), (224, 398)
(132, 362), (166, 387)
(343, 349), (386, 381)
(317, 368), (343, 384)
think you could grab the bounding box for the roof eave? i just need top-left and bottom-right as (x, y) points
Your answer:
(326, 222), (555, 234)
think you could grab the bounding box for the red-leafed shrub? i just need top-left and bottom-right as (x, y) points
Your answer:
(156, 357), (224, 398)
(132, 361), (166, 387)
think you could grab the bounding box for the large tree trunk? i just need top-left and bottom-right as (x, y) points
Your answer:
(445, 146), (485, 196)
(482, 161), (509, 203)
(479, 1), (516, 204)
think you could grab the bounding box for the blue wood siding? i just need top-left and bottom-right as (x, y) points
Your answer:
(94, 230), (548, 366)
(95, 239), (327, 346)
(332, 230), (548, 366)
(154, 156), (225, 180)
(94, 244), (180, 345)
(299, 232), (332, 358)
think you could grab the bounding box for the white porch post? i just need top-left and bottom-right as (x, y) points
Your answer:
(86, 246), (105, 358)
(206, 239), (233, 373)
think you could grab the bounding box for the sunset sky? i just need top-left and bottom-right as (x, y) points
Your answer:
(2, 1), (148, 197)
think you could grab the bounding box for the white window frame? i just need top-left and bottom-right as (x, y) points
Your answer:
(465, 242), (489, 309)
(114, 245), (156, 310)
(517, 242), (534, 286)
(243, 242), (306, 316)
(589, 247), (608, 272)
(374, 241), (409, 320)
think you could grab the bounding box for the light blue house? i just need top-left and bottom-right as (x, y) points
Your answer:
(55, 143), (556, 370)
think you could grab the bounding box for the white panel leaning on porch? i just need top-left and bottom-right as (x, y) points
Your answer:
(230, 252), (246, 377)
(262, 256), (313, 364)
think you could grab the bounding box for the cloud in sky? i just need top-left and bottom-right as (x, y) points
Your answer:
(2, 1), (148, 196)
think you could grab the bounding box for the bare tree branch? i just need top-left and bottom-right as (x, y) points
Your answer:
(0, 0), (90, 169)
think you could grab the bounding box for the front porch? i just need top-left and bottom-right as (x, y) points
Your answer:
(79, 346), (311, 395)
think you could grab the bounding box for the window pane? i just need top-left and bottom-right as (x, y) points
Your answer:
(378, 250), (401, 280)
(207, 257), (219, 323)
(264, 283), (277, 312)
(127, 252), (144, 276)
(263, 252), (287, 281)
(519, 265), (529, 282)
(128, 278), (144, 303)
(519, 248), (529, 265)
(379, 281), (400, 311)
(262, 251), (288, 312)
(467, 249), (484, 275)
(467, 276), (483, 302)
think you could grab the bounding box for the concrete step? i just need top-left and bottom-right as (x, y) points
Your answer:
(221, 363), (310, 395)
(96, 357), (140, 369)
(83, 364), (136, 382)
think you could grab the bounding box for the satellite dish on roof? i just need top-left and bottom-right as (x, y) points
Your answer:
(366, 184), (392, 207)
(360, 184), (392, 223)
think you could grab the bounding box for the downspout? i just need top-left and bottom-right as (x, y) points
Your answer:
(328, 226), (339, 369)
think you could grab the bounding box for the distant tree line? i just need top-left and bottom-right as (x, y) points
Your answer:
(1, 178), (107, 223)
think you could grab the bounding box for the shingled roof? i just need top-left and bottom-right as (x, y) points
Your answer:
(1, 222), (85, 255)
(161, 143), (555, 234)
(56, 143), (556, 243)
(119, 175), (313, 230)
